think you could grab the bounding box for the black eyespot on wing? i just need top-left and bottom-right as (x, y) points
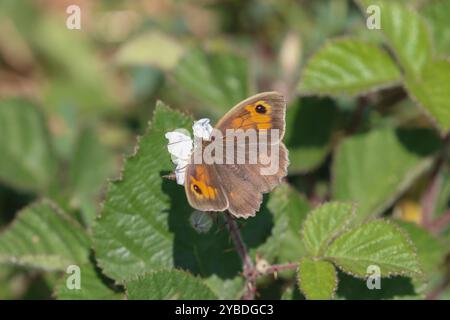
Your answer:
(255, 104), (267, 114)
(193, 184), (202, 194)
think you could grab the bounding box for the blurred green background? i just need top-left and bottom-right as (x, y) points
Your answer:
(0, 0), (449, 299)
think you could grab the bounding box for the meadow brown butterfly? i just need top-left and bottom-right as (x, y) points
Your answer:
(166, 92), (289, 218)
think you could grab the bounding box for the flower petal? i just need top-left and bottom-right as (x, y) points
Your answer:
(175, 159), (188, 185)
(165, 131), (193, 161)
(192, 118), (213, 141)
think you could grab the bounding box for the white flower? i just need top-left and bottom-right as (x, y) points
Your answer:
(165, 130), (193, 164)
(165, 130), (192, 185)
(192, 118), (213, 142)
(165, 119), (213, 185)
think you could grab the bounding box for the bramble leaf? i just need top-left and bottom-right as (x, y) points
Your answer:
(359, 0), (432, 76)
(69, 127), (114, 227)
(405, 60), (450, 133)
(422, 0), (450, 58)
(394, 221), (446, 275)
(203, 275), (244, 300)
(0, 200), (90, 271)
(55, 263), (123, 300)
(333, 128), (440, 220)
(258, 183), (310, 262)
(173, 49), (250, 119)
(126, 269), (217, 300)
(115, 31), (185, 71)
(298, 38), (400, 96)
(324, 220), (422, 277)
(285, 98), (338, 173)
(302, 202), (355, 256)
(298, 257), (337, 300)
(93, 102), (192, 282)
(0, 99), (57, 192)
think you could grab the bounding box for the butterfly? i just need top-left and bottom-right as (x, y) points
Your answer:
(165, 92), (289, 218)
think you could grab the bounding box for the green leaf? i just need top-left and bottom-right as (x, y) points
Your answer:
(298, 257), (337, 300)
(405, 60), (450, 132)
(126, 269), (217, 300)
(336, 271), (418, 300)
(281, 282), (304, 300)
(69, 126), (114, 227)
(333, 128), (440, 220)
(55, 263), (123, 300)
(324, 220), (422, 277)
(30, 17), (116, 114)
(432, 166), (450, 222)
(302, 202), (355, 256)
(203, 275), (244, 300)
(93, 103), (192, 282)
(173, 49), (250, 119)
(421, 0), (450, 58)
(258, 183), (310, 262)
(0, 200), (90, 271)
(0, 266), (20, 299)
(115, 31), (185, 71)
(394, 221), (445, 275)
(285, 98), (338, 173)
(0, 99), (57, 192)
(298, 38), (401, 95)
(359, 0), (432, 76)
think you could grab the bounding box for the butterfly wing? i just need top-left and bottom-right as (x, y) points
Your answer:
(215, 142), (289, 217)
(184, 161), (229, 212)
(213, 92), (289, 218)
(215, 91), (286, 141)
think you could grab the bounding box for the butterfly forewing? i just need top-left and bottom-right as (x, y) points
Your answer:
(215, 92), (286, 142)
(184, 162), (228, 212)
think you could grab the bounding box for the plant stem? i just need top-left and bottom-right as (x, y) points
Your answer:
(263, 262), (298, 275)
(426, 272), (450, 300)
(421, 167), (442, 227)
(422, 132), (449, 230)
(223, 212), (257, 300)
(427, 210), (450, 234)
(347, 96), (368, 134)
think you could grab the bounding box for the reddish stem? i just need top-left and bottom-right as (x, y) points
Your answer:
(223, 213), (257, 300)
(421, 133), (449, 230)
(264, 263), (298, 275)
(427, 210), (450, 234)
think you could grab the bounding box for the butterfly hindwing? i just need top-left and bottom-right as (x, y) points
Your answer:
(216, 142), (289, 217)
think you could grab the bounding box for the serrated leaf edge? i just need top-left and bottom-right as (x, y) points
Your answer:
(298, 36), (402, 97)
(0, 198), (89, 270)
(323, 218), (424, 279)
(300, 201), (358, 257)
(91, 102), (193, 284)
(123, 268), (218, 300)
(297, 257), (338, 300)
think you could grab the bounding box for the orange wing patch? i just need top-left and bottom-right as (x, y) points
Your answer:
(230, 100), (272, 130)
(189, 166), (217, 200)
